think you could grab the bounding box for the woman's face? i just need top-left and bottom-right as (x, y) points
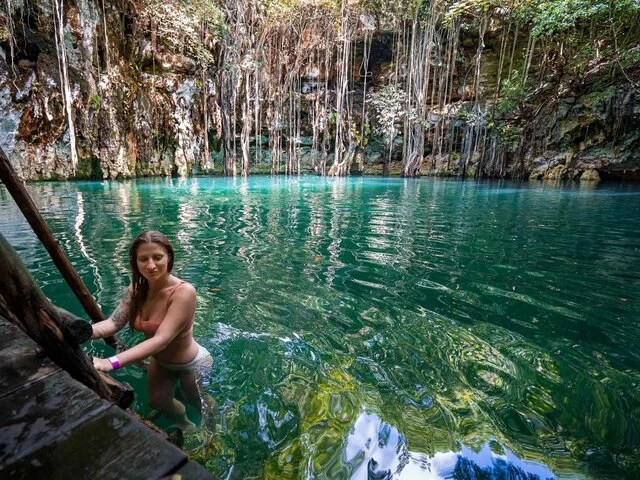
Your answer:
(136, 242), (170, 282)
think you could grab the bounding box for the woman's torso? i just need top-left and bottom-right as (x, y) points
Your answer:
(133, 278), (198, 364)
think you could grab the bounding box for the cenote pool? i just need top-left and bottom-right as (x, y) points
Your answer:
(1, 176), (639, 479)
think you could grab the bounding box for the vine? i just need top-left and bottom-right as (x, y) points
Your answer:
(52, 0), (78, 172)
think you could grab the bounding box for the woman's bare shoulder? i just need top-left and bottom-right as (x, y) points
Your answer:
(173, 280), (196, 298)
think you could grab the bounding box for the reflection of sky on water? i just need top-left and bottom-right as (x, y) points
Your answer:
(345, 411), (557, 480)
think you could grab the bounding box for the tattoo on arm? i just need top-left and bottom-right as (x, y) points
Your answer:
(110, 290), (132, 330)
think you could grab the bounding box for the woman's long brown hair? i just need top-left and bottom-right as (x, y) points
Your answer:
(128, 231), (175, 328)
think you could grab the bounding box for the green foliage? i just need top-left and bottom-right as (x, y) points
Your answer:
(262, 0), (303, 20)
(497, 122), (522, 152)
(497, 72), (528, 114)
(139, 0), (225, 67)
(515, 0), (640, 38)
(1, 9), (14, 44)
(455, 105), (471, 120)
(445, 0), (504, 23)
(505, 0), (640, 81)
(618, 46), (640, 70)
(354, 122), (372, 147)
(0, 26), (10, 43)
(90, 95), (101, 111)
(262, 0), (341, 24)
(361, 0), (425, 22)
(582, 85), (616, 108)
(444, 0), (640, 54)
(517, 0), (602, 37)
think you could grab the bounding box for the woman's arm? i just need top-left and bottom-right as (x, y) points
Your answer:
(91, 288), (132, 339)
(93, 283), (196, 372)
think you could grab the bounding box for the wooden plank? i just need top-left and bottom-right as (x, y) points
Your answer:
(0, 317), (59, 398)
(2, 405), (188, 480)
(0, 370), (111, 466)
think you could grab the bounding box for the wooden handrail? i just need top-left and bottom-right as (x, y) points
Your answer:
(0, 146), (117, 347)
(1, 232), (133, 408)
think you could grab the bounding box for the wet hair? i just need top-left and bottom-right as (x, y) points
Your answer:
(128, 230), (175, 328)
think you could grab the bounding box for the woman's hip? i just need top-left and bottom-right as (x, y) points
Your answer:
(155, 344), (212, 373)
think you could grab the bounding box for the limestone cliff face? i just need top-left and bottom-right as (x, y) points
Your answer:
(527, 81), (640, 181)
(1, 1), (638, 181)
(1, 0), (211, 180)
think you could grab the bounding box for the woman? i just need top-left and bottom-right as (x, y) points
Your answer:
(92, 230), (212, 432)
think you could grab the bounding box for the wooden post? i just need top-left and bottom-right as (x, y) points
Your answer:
(0, 146), (117, 347)
(0, 232), (133, 408)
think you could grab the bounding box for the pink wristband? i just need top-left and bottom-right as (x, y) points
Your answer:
(108, 356), (121, 370)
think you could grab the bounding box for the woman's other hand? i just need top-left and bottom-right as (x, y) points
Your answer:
(93, 357), (114, 372)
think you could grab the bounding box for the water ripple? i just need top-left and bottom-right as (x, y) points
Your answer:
(1, 178), (639, 479)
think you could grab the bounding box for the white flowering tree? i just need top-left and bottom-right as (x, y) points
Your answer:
(367, 84), (417, 173)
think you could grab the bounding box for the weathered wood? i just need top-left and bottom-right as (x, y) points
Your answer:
(2, 405), (188, 480)
(100, 371), (135, 409)
(52, 306), (94, 344)
(0, 318), (59, 398)
(13, 408), (184, 478)
(0, 370), (112, 465)
(0, 236), (131, 407)
(0, 145), (116, 347)
(0, 353), (198, 479)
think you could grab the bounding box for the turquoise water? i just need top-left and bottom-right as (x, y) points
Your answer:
(1, 177), (639, 479)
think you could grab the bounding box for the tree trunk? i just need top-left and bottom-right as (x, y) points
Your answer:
(0, 146), (118, 348)
(0, 233), (133, 408)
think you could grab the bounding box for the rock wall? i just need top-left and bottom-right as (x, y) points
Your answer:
(1, 0), (211, 180)
(527, 81), (640, 182)
(1, 1), (639, 181)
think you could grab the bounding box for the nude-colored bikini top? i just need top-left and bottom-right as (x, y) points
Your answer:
(132, 281), (193, 337)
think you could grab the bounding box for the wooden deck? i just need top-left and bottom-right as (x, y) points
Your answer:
(0, 316), (215, 480)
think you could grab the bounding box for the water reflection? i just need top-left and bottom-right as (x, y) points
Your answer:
(74, 191), (104, 298)
(344, 411), (557, 480)
(109, 182), (135, 277)
(326, 179), (348, 288)
(1, 178), (639, 479)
